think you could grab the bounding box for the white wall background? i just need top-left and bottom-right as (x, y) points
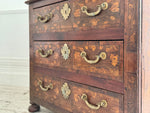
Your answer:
(0, 0), (29, 87)
(0, 0), (28, 10)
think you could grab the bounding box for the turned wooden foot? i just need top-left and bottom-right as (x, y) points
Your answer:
(28, 103), (40, 112)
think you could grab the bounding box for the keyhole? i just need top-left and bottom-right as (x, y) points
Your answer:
(102, 54), (105, 58)
(63, 90), (66, 94)
(102, 4), (106, 7)
(101, 102), (105, 106)
(65, 10), (67, 14)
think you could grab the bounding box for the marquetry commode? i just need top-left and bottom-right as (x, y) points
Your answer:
(25, 0), (140, 113)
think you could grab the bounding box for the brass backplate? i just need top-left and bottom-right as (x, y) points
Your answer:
(61, 83), (71, 99)
(61, 44), (70, 60)
(61, 3), (71, 20)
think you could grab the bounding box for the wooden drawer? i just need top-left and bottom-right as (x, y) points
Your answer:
(31, 73), (123, 113)
(71, 0), (124, 30)
(33, 41), (124, 93)
(71, 83), (123, 113)
(32, 0), (124, 40)
(26, 0), (140, 112)
(34, 41), (123, 82)
(32, 1), (70, 34)
(30, 73), (73, 113)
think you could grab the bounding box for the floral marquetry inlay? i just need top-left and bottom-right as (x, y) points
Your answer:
(61, 3), (71, 20)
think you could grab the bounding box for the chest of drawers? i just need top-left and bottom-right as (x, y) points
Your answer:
(25, 0), (141, 112)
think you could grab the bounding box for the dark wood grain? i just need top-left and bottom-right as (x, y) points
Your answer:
(31, 0), (124, 36)
(33, 41), (123, 83)
(34, 65), (124, 94)
(33, 28), (124, 41)
(25, 0), (65, 6)
(30, 74), (73, 113)
(25, 0), (42, 4)
(31, 74), (124, 113)
(124, 0), (139, 113)
(26, 0), (141, 112)
(71, 82), (123, 113)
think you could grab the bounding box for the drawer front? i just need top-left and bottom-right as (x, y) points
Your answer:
(71, 0), (124, 30)
(71, 83), (123, 113)
(34, 41), (123, 82)
(30, 73), (73, 112)
(32, 0), (124, 35)
(31, 73), (123, 113)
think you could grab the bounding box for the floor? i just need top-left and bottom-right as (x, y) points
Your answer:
(0, 85), (53, 113)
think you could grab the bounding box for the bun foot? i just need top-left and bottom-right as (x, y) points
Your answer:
(28, 103), (40, 112)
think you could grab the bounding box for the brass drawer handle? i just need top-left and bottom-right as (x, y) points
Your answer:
(81, 94), (107, 110)
(38, 49), (53, 58)
(80, 51), (106, 64)
(81, 2), (108, 17)
(37, 12), (53, 23)
(38, 80), (53, 92)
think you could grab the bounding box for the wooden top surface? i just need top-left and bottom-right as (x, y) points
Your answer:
(25, 0), (42, 4)
(25, 0), (65, 4)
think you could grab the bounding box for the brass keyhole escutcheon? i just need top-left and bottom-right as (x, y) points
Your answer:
(61, 3), (71, 20)
(61, 83), (71, 99)
(61, 44), (70, 60)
